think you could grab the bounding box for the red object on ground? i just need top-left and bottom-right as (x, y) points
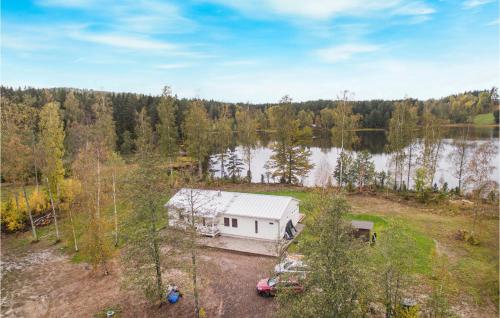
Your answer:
(256, 277), (304, 297)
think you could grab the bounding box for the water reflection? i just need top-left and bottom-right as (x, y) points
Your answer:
(211, 126), (499, 188)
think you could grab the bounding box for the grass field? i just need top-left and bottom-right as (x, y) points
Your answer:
(473, 113), (495, 125)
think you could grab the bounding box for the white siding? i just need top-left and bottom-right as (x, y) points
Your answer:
(218, 215), (280, 240)
(278, 200), (300, 238)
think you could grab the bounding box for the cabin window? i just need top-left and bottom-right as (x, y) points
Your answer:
(202, 218), (206, 226)
(269, 222), (274, 225)
(231, 218), (238, 228)
(255, 220), (258, 233)
(224, 217), (230, 227)
(178, 210), (184, 220)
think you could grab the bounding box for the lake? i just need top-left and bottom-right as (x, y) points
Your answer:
(210, 126), (499, 189)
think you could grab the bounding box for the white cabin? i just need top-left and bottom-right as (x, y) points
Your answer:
(165, 188), (300, 241)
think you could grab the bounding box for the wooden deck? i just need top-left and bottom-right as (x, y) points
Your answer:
(199, 223), (305, 257)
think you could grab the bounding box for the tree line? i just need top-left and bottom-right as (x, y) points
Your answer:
(1, 86), (497, 155)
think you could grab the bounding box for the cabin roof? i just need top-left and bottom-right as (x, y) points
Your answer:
(165, 188), (298, 220)
(351, 220), (374, 230)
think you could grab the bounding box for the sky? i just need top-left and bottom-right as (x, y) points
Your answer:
(1, 0), (499, 103)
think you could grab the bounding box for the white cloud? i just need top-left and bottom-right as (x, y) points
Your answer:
(205, 0), (434, 20)
(463, 0), (494, 8)
(36, 0), (196, 34)
(71, 32), (177, 51)
(314, 44), (380, 63)
(220, 59), (259, 66)
(155, 63), (192, 69)
(392, 1), (435, 15)
(487, 19), (500, 25)
(186, 57), (499, 103)
(36, 0), (95, 8)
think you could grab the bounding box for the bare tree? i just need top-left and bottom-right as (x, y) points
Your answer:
(22, 186), (38, 242)
(464, 140), (497, 237)
(448, 126), (472, 194)
(45, 177), (61, 242)
(314, 156), (332, 189)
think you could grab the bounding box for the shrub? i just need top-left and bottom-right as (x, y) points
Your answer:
(59, 178), (81, 211)
(1, 195), (27, 231)
(29, 190), (49, 215)
(395, 304), (419, 318)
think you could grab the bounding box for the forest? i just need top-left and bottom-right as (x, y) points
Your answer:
(1, 85), (499, 317)
(0, 86), (497, 157)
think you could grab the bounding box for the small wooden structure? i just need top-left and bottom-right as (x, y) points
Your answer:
(350, 220), (374, 242)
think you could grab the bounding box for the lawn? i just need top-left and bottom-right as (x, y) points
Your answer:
(254, 188), (498, 312)
(473, 112), (495, 125)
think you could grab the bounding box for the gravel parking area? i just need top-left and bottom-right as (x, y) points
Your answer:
(1, 238), (278, 318)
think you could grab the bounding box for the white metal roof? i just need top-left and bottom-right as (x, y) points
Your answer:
(165, 188), (298, 220)
(351, 220), (374, 230)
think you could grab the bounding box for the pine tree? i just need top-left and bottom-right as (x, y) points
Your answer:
(265, 96), (314, 184)
(225, 150), (244, 182)
(353, 150), (375, 190)
(333, 151), (355, 188)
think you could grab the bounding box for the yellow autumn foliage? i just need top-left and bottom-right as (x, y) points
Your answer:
(1, 190), (50, 232)
(29, 190), (49, 215)
(58, 178), (81, 211)
(1, 195), (26, 231)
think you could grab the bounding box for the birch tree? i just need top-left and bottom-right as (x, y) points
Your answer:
(212, 105), (233, 179)
(72, 143), (112, 274)
(157, 86), (179, 179)
(420, 104), (445, 188)
(183, 100), (211, 178)
(331, 91), (360, 188)
(39, 102), (65, 195)
(122, 143), (170, 303)
(235, 106), (258, 181)
(464, 141), (497, 238)
(277, 194), (369, 317)
(45, 177), (61, 242)
(448, 126), (472, 194)
(386, 100), (418, 190)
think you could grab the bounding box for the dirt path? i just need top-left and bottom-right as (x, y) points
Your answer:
(1, 240), (276, 318)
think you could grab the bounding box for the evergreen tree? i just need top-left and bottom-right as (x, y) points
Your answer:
(135, 107), (154, 154)
(333, 151), (355, 188)
(266, 96), (314, 184)
(353, 150), (376, 190)
(225, 150), (244, 182)
(120, 130), (134, 154)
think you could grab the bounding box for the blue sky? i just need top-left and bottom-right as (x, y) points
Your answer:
(1, 0), (499, 102)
